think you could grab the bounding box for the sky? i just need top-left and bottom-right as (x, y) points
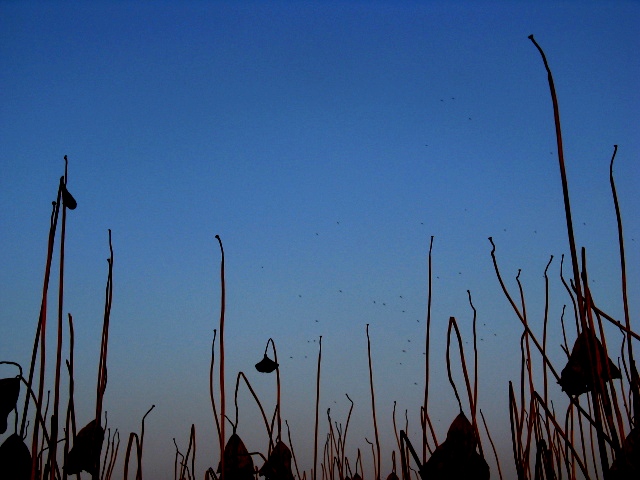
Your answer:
(1, 1), (639, 479)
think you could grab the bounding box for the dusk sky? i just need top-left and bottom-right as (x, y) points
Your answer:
(1, 1), (639, 479)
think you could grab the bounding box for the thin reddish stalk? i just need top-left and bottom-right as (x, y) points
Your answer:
(365, 324), (381, 480)
(286, 420), (302, 480)
(123, 433), (140, 480)
(63, 313), (76, 480)
(209, 330), (221, 449)
(508, 382), (525, 480)
(215, 235), (226, 477)
(233, 371), (272, 439)
(51, 174), (69, 480)
(179, 425), (197, 480)
(265, 337), (282, 443)
(341, 393), (354, 478)
(528, 34), (583, 318)
(480, 409), (503, 480)
(422, 236), (434, 463)
(96, 229), (114, 428)
(609, 145), (639, 423)
(136, 405), (155, 480)
(533, 392), (591, 478)
(445, 316), (477, 438)
(542, 257), (553, 413)
(28, 180), (62, 480)
(467, 290), (481, 451)
(313, 335), (323, 480)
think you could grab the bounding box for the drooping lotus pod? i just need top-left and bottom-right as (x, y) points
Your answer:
(385, 471), (400, 480)
(559, 329), (621, 396)
(0, 377), (20, 434)
(0, 433), (31, 480)
(217, 433), (255, 480)
(60, 182), (77, 210)
(255, 354), (278, 373)
(259, 441), (294, 480)
(422, 412), (489, 480)
(63, 419), (104, 476)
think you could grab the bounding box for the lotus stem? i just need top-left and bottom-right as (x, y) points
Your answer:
(365, 325), (381, 480)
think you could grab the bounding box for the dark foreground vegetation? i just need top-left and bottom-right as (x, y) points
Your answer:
(1, 36), (638, 480)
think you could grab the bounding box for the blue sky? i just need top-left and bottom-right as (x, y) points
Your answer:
(1, 1), (639, 479)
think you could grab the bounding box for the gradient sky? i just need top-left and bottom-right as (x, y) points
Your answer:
(1, 1), (639, 479)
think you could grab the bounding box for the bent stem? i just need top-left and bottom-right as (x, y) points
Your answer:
(233, 371), (273, 444)
(264, 337), (282, 444)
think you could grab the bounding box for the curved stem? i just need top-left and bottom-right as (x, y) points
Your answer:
(265, 337), (282, 443)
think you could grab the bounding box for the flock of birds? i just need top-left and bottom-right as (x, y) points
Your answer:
(255, 216), (508, 376)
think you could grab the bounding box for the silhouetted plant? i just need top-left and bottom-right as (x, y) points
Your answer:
(64, 419), (105, 476)
(259, 440), (295, 480)
(0, 432), (32, 480)
(217, 432), (255, 480)
(0, 362), (21, 435)
(421, 412), (489, 480)
(559, 329), (622, 396)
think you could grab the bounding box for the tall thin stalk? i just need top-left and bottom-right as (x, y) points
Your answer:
(96, 229), (114, 427)
(528, 35), (583, 317)
(27, 172), (62, 480)
(264, 337), (282, 443)
(609, 144), (639, 424)
(365, 324), (381, 480)
(422, 236), (434, 463)
(215, 235), (226, 477)
(51, 166), (70, 480)
(313, 336), (323, 480)
(209, 330), (221, 450)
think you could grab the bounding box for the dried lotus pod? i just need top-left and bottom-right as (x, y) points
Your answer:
(0, 377), (20, 434)
(422, 412), (490, 480)
(0, 433), (31, 480)
(63, 419), (104, 476)
(607, 425), (640, 479)
(255, 354), (278, 373)
(559, 329), (621, 396)
(259, 441), (294, 480)
(385, 472), (399, 480)
(217, 433), (255, 480)
(445, 411), (477, 452)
